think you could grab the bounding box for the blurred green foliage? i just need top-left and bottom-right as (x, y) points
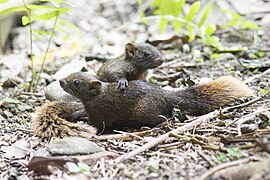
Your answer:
(140, 0), (258, 49)
(0, 0), (73, 92)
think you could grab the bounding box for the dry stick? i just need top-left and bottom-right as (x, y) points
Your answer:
(244, 67), (270, 84)
(95, 129), (154, 141)
(200, 158), (251, 180)
(237, 108), (270, 136)
(225, 95), (266, 128)
(197, 150), (216, 167)
(225, 95), (264, 112)
(113, 111), (219, 164)
(113, 130), (145, 141)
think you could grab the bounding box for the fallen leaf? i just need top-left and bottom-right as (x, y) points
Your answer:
(3, 139), (31, 159)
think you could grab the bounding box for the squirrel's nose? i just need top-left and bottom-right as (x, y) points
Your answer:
(156, 57), (165, 65)
(59, 79), (66, 88)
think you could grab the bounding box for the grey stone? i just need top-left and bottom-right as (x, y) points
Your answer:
(45, 81), (78, 102)
(46, 137), (104, 156)
(52, 58), (87, 80)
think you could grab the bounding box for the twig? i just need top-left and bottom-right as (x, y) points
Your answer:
(113, 110), (219, 164)
(157, 141), (183, 149)
(200, 158), (251, 180)
(244, 68), (270, 84)
(113, 130), (145, 141)
(225, 95), (264, 112)
(237, 108), (270, 136)
(20, 92), (44, 97)
(95, 129), (155, 141)
(197, 150), (216, 167)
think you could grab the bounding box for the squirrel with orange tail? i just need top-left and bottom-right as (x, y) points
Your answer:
(31, 42), (253, 139)
(32, 72), (253, 139)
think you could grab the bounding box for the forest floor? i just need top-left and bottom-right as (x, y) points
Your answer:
(0, 0), (270, 179)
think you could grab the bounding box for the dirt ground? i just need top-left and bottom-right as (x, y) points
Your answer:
(0, 0), (270, 179)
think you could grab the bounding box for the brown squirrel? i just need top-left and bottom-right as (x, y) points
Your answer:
(97, 42), (164, 89)
(31, 72), (253, 139)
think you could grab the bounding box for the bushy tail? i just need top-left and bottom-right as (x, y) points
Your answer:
(177, 76), (253, 116)
(31, 101), (96, 140)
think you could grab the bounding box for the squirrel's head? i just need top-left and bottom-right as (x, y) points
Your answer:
(59, 72), (102, 100)
(125, 42), (164, 70)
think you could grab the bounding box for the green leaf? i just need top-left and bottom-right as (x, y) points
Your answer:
(22, 16), (30, 25)
(175, 0), (186, 15)
(0, 6), (27, 15)
(18, 103), (31, 111)
(0, 0), (9, 4)
(240, 20), (258, 30)
(259, 88), (268, 95)
(172, 20), (183, 33)
(77, 163), (90, 175)
(147, 159), (159, 172)
(205, 24), (216, 36)
(32, 8), (69, 21)
(40, 0), (64, 2)
(32, 30), (56, 39)
(27, 4), (57, 10)
(213, 153), (227, 163)
(159, 16), (168, 33)
(59, 20), (80, 31)
(188, 24), (195, 42)
(226, 148), (244, 159)
(66, 162), (81, 173)
(198, 3), (211, 28)
(185, 1), (201, 22)
(1, 97), (19, 104)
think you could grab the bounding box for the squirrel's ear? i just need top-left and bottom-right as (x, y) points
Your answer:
(125, 42), (138, 57)
(89, 80), (102, 90)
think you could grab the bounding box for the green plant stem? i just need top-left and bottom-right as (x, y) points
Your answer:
(22, 0), (34, 92)
(33, 13), (59, 92)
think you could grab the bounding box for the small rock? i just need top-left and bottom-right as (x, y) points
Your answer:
(45, 81), (78, 102)
(3, 110), (13, 118)
(2, 77), (23, 88)
(241, 124), (258, 134)
(52, 58), (87, 80)
(46, 137), (104, 156)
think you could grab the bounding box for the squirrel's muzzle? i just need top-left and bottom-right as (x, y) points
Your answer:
(154, 57), (165, 67)
(59, 79), (67, 88)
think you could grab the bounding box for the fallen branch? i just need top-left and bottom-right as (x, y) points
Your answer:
(200, 158), (251, 180)
(113, 110), (219, 164)
(237, 108), (270, 136)
(95, 129), (155, 141)
(244, 67), (270, 84)
(225, 95), (264, 112)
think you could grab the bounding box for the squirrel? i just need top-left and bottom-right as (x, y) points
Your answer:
(31, 72), (253, 139)
(97, 42), (164, 89)
(33, 43), (164, 139)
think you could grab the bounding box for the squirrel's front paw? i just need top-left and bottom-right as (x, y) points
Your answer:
(117, 78), (128, 90)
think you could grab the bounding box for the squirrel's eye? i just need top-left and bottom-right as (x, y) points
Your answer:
(73, 80), (80, 86)
(144, 51), (151, 57)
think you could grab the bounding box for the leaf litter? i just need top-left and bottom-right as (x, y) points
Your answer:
(0, 0), (270, 179)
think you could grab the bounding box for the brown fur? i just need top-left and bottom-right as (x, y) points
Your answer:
(97, 43), (164, 89)
(176, 76), (253, 115)
(32, 73), (253, 138)
(31, 101), (96, 140)
(59, 73), (253, 132)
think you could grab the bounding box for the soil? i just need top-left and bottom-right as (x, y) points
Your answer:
(0, 0), (270, 179)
